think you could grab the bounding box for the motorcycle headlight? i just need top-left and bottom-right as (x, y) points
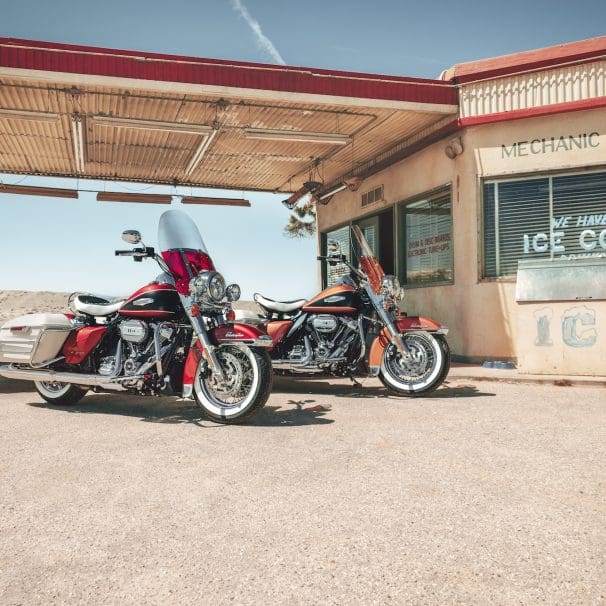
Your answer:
(381, 275), (403, 301)
(208, 272), (226, 302)
(190, 274), (207, 297)
(226, 283), (241, 302)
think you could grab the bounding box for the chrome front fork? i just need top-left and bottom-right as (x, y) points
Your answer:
(365, 284), (411, 360)
(179, 294), (225, 380)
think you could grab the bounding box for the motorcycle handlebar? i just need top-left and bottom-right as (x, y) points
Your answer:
(115, 246), (155, 258)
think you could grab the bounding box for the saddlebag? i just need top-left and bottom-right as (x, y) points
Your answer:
(0, 313), (73, 365)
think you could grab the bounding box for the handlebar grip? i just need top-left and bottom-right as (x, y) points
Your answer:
(115, 248), (151, 257)
(317, 256), (326, 261)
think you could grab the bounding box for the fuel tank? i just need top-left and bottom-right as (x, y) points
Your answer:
(302, 284), (359, 315)
(119, 283), (182, 319)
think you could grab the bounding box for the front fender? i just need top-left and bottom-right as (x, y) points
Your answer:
(367, 316), (447, 375)
(181, 323), (273, 398)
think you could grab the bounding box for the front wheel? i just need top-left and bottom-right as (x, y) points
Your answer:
(379, 332), (450, 396)
(193, 344), (272, 424)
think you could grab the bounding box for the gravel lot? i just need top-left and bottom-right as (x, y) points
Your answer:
(0, 376), (604, 605)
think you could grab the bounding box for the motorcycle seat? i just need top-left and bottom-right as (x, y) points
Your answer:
(71, 293), (126, 317)
(253, 293), (306, 314)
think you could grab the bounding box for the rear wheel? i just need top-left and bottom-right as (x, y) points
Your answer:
(379, 331), (450, 396)
(193, 344), (272, 424)
(34, 381), (88, 406)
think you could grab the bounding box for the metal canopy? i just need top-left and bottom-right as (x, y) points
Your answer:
(0, 38), (458, 194)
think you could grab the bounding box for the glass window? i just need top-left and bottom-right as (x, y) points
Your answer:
(323, 225), (351, 287)
(483, 171), (606, 278)
(397, 192), (453, 286)
(355, 216), (379, 258)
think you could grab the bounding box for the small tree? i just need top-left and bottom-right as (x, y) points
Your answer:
(284, 202), (316, 238)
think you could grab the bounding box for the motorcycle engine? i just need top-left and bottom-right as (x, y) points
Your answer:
(119, 320), (148, 343)
(311, 315), (338, 333)
(307, 315), (359, 364)
(98, 321), (175, 379)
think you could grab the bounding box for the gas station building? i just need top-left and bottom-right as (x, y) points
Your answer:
(1, 36), (605, 374)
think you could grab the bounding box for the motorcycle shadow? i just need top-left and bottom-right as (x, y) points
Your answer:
(26, 394), (212, 426)
(0, 378), (36, 394)
(26, 393), (335, 427)
(272, 376), (495, 399)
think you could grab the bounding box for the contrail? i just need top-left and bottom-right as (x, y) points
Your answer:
(230, 0), (286, 65)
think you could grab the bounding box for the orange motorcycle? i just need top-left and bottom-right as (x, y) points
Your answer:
(239, 225), (450, 396)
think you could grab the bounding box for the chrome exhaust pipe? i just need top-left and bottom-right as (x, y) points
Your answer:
(0, 364), (142, 387)
(0, 339), (132, 387)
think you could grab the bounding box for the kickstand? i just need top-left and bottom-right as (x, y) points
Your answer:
(348, 375), (363, 388)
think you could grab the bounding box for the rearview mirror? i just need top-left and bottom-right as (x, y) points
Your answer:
(327, 239), (341, 255)
(122, 230), (142, 245)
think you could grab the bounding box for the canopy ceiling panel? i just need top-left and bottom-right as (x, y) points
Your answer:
(0, 38), (458, 193)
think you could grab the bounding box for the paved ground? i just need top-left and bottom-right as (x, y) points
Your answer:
(0, 375), (604, 606)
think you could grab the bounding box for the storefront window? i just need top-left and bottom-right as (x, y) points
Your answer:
(322, 211), (394, 287)
(397, 191), (453, 286)
(323, 225), (351, 287)
(483, 171), (606, 278)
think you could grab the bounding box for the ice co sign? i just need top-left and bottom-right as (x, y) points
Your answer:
(523, 214), (606, 259)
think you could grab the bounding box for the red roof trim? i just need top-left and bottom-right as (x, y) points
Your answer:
(0, 37), (457, 106)
(448, 35), (606, 84)
(459, 97), (606, 127)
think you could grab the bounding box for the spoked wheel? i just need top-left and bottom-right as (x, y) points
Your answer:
(379, 332), (450, 396)
(193, 344), (272, 424)
(34, 380), (88, 406)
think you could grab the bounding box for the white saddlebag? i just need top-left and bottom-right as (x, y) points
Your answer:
(0, 313), (73, 365)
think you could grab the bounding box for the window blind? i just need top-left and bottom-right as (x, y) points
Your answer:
(483, 171), (606, 277)
(324, 225), (351, 287)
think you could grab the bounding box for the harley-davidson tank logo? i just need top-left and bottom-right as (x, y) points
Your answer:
(324, 295), (346, 303)
(132, 298), (154, 306)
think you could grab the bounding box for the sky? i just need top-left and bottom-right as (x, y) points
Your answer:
(1, 0), (605, 298)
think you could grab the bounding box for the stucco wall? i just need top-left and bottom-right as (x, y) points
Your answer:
(316, 108), (606, 362)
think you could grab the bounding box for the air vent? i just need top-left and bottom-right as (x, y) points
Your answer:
(361, 185), (384, 207)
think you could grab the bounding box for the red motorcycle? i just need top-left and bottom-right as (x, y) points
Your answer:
(0, 210), (273, 423)
(238, 225), (450, 395)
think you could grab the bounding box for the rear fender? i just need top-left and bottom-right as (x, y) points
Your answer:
(367, 316), (447, 375)
(181, 323), (273, 398)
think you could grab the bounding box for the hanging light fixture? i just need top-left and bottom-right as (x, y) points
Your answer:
(317, 183), (348, 201)
(244, 128), (351, 145)
(93, 116), (214, 136)
(0, 184), (78, 199)
(0, 109), (59, 123)
(97, 192), (172, 204)
(71, 113), (86, 173)
(181, 196), (250, 207)
(184, 129), (218, 177)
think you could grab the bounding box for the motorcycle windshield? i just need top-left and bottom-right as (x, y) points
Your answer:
(158, 210), (215, 294)
(351, 224), (385, 295)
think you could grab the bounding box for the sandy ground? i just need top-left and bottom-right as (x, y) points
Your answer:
(0, 376), (605, 605)
(0, 290), (72, 326)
